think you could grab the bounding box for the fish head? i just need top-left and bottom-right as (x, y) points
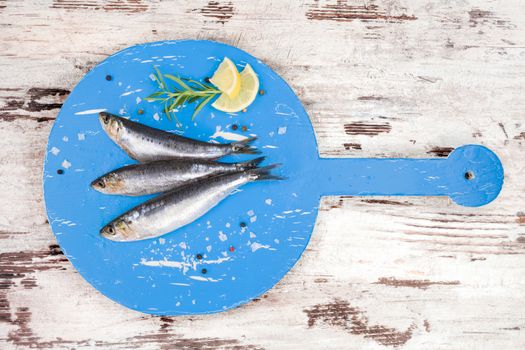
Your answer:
(99, 112), (124, 141)
(91, 173), (124, 194)
(100, 219), (134, 241)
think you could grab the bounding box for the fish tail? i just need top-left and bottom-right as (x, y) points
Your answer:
(231, 137), (259, 155)
(237, 156), (266, 170)
(249, 164), (285, 181)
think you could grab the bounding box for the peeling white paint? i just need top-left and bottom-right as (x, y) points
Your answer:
(61, 160), (71, 169)
(170, 283), (190, 287)
(120, 89), (142, 97)
(210, 126), (247, 141)
(250, 242), (274, 252)
(189, 276), (221, 282)
(140, 258), (191, 270)
(74, 108), (107, 115)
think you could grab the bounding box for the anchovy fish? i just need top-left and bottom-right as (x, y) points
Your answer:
(98, 112), (257, 162)
(100, 165), (281, 242)
(91, 157), (265, 196)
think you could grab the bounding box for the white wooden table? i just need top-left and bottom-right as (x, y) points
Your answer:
(1, 0), (524, 348)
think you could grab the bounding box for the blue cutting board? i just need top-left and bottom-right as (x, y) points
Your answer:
(43, 40), (504, 315)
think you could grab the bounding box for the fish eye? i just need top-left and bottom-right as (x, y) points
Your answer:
(97, 180), (105, 188)
(107, 226), (115, 235)
(103, 115), (110, 124)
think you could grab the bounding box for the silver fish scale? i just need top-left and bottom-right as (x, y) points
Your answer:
(109, 171), (256, 241)
(93, 158), (262, 196)
(103, 113), (242, 162)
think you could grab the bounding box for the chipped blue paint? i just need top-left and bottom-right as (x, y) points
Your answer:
(43, 40), (504, 316)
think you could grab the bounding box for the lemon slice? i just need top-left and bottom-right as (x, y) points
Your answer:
(212, 64), (259, 113)
(209, 57), (241, 98)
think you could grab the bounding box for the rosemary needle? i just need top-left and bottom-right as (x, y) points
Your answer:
(145, 67), (220, 125)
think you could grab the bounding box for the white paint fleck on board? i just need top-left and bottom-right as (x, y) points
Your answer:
(247, 210), (255, 216)
(153, 113), (160, 121)
(176, 302), (181, 306)
(218, 231), (227, 241)
(62, 136), (69, 142)
(250, 216), (257, 223)
(225, 222), (231, 228)
(141, 60), (154, 64)
(278, 126), (287, 135)
(170, 282), (190, 287)
(189, 276), (221, 282)
(120, 89), (142, 97)
(136, 96), (142, 104)
(274, 239), (280, 244)
(52, 218), (76, 227)
(119, 108), (126, 115)
(265, 199), (272, 205)
(206, 245), (212, 252)
(179, 242), (187, 249)
(250, 242), (274, 252)
(149, 74), (156, 81)
(140, 258), (190, 270)
(50, 147), (60, 155)
(75, 108), (107, 115)
(158, 238), (165, 245)
(263, 145), (278, 149)
(202, 256), (230, 264)
(274, 103), (298, 118)
(210, 126), (247, 141)
(249, 232), (256, 238)
(61, 160), (71, 169)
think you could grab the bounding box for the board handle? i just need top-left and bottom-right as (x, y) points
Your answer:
(316, 145), (503, 207)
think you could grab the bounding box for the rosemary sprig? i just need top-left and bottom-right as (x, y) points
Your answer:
(145, 67), (220, 125)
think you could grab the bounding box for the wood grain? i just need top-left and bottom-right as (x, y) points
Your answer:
(0, 0), (524, 348)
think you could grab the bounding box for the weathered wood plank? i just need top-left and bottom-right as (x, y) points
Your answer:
(0, 0), (524, 349)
